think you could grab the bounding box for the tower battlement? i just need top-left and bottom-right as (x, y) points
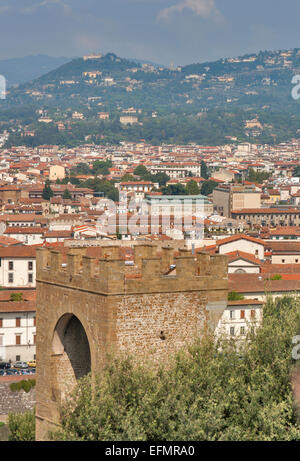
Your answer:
(36, 244), (228, 295)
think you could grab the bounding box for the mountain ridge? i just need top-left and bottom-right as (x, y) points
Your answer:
(0, 54), (72, 86)
(2, 48), (300, 146)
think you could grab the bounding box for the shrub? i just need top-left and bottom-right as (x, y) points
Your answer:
(9, 383), (19, 392)
(270, 274), (282, 280)
(51, 296), (300, 441)
(8, 410), (35, 441)
(228, 291), (245, 301)
(10, 379), (36, 393)
(21, 380), (32, 393)
(10, 293), (23, 302)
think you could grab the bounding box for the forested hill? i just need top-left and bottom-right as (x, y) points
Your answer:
(6, 49), (300, 111)
(2, 49), (300, 146)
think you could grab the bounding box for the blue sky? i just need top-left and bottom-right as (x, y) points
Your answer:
(0, 0), (300, 65)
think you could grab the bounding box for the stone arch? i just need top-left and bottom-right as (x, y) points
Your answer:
(51, 314), (91, 401)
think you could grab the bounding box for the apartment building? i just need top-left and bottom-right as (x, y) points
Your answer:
(145, 194), (213, 217)
(217, 299), (263, 338)
(232, 209), (300, 228)
(213, 184), (261, 217)
(0, 301), (36, 362)
(118, 181), (158, 201)
(0, 247), (36, 288)
(150, 162), (201, 179)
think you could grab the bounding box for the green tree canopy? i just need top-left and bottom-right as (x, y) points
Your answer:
(201, 180), (219, 196)
(42, 181), (54, 200)
(71, 162), (91, 175)
(50, 296), (300, 441)
(161, 184), (187, 196)
(92, 160), (112, 176)
(62, 189), (72, 200)
(133, 165), (149, 177)
(186, 180), (200, 195)
(293, 166), (300, 177)
(201, 161), (209, 180)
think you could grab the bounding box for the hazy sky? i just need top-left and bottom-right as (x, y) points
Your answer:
(1, 0), (300, 65)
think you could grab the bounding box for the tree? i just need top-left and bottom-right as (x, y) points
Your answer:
(71, 163), (91, 175)
(92, 160), (112, 176)
(154, 172), (169, 187)
(161, 184), (187, 196)
(120, 174), (137, 182)
(247, 168), (271, 184)
(134, 165), (149, 177)
(201, 161), (209, 180)
(186, 180), (200, 195)
(42, 181), (54, 201)
(51, 296), (300, 441)
(293, 166), (300, 178)
(201, 180), (218, 196)
(62, 189), (72, 200)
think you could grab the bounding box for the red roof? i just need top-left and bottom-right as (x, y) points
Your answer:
(226, 250), (261, 265)
(217, 234), (265, 247)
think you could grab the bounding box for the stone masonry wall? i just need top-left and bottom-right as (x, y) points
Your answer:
(116, 292), (209, 363)
(0, 382), (35, 415)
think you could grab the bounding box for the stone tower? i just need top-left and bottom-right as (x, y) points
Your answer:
(35, 244), (228, 440)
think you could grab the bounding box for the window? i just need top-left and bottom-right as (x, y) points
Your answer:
(8, 273), (13, 284)
(230, 327), (235, 336)
(240, 326), (245, 336)
(8, 261), (13, 271)
(15, 335), (21, 345)
(16, 318), (21, 327)
(28, 261), (33, 271)
(230, 311), (235, 320)
(240, 310), (245, 319)
(33, 335), (36, 345)
(282, 259), (285, 264)
(33, 317), (36, 327)
(0, 318), (2, 328)
(28, 273), (33, 284)
(16, 355), (20, 361)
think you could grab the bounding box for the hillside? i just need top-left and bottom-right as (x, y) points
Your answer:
(2, 49), (300, 146)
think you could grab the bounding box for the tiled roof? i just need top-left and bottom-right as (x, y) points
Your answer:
(232, 208), (300, 214)
(229, 273), (300, 293)
(0, 246), (37, 257)
(4, 227), (44, 235)
(217, 233), (265, 247)
(226, 250), (261, 265)
(227, 299), (263, 307)
(0, 301), (36, 313)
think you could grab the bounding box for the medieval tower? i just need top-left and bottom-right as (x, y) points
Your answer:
(35, 244), (228, 440)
